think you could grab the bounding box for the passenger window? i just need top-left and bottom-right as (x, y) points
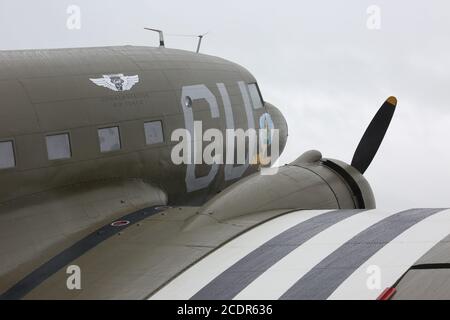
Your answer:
(144, 121), (164, 145)
(46, 133), (71, 160)
(98, 126), (121, 153)
(248, 83), (263, 109)
(0, 141), (15, 169)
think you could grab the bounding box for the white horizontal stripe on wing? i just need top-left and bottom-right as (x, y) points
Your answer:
(149, 210), (331, 300)
(328, 208), (450, 300)
(234, 209), (400, 300)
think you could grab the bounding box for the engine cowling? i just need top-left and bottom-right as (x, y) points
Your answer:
(185, 150), (375, 229)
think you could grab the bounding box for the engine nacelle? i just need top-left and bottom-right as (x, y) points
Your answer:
(185, 150), (375, 229)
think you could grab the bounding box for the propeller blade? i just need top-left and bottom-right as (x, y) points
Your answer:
(351, 96), (397, 174)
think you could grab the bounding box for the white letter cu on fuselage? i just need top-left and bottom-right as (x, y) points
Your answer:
(180, 84), (221, 192)
(178, 82), (263, 192)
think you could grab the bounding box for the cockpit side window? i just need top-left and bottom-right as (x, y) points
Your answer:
(0, 140), (15, 169)
(248, 83), (264, 109)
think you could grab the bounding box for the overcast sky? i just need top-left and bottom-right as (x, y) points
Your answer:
(1, 0), (449, 208)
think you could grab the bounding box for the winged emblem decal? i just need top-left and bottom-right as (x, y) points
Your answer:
(90, 74), (139, 91)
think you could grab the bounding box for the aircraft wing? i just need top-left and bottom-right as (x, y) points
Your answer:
(3, 207), (450, 300)
(151, 208), (450, 300)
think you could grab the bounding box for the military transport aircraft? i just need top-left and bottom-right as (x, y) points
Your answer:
(0, 35), (449, 300)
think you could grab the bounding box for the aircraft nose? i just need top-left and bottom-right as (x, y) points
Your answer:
(264, 102), (288, 156)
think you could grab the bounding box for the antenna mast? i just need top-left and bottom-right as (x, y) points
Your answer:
(144, 28), (165, 47)
(196, 33), (208, 53)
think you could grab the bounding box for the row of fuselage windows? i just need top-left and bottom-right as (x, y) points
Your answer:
(0, 120), (164, 170)
(0, 83), (264, 170)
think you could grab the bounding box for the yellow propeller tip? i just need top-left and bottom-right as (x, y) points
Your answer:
(386, 96), (397, 106)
